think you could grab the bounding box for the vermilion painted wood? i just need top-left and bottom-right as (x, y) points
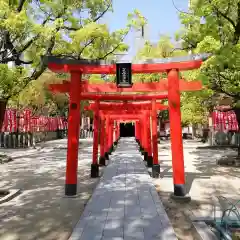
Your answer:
(49, 79), (202, 93)
(146, 111), (152, 157)
(108, 115), (142, 120)
(105, 116), (110, 154)
(108, 120), (114, 150)
(168, 69), (185, 186)
(152, 100), (159, 165)
(85, 102), (168, 111)
(99, 118), (105, 158)
(79, 93), (168, 101)
(65, 72), (82, 195)
(143, 113), (148, 153)
(92, 101), (100, 165)
(47, 60), (203, 74)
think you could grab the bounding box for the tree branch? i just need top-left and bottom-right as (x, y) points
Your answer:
(93, 3), (112, 22)
(97, 31), (129, 60)
(209, 0), (236, 29)
(17, 0), (27, 12)
(77, 36), (99, 58)
(233, 2), (240, 44)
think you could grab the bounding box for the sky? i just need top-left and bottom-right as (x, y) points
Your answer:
(103, 0), (189, 59)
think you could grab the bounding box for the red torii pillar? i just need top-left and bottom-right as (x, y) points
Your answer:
(99, 115), (106, 166)
(65, 72), (82, 196)
(142, 112), (149, 159)
(135, 121), (141, 143)
(138, 118), (145, 152)
(151, 99), (160, 178)
(146, 111), (153, 167)
(91, 100), (100, 177)
(168, 69), (190, 201)
(108, 119), (114, 154)
(104, 115), (110, 161)
(142, 111), (151, 163)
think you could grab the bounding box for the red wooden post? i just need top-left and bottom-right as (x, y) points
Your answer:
(168, 69), (189, 200)
(117, 122), (120, 141)
(99, 116), (106, 166)
(113, 120), (116, 142)
(143, 112), (148, 160)
(135, 122), (139, 141)
(65, 71), (82, 196)
(113, 120), (118, 147)
(151, 100), (160, 177)
(91, 100), (100, 178)
(108, 120), (114, 154)
(138, 120), (142, 148)
(147, 111), (153, 167)
(105, 115), (110, 160)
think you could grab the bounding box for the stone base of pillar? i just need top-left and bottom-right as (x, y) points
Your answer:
(108, 145), (114, 154)
(147, 156), (153, 167)
(152, 164), (160, 178)
(170, 184), (191, 202)
(90, 164), (99, 178)
(65, 184), (77, 196)
(144, 151), (148, 161)
(99, 156), (106, 166)
(104, 152), (109, 160)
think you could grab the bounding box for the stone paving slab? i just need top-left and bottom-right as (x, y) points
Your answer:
(69, 138), (177, 240)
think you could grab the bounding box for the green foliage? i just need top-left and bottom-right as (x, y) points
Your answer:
(179, 0), (240, 105)
(133, 36), (178, 83)
(0, 0), (147, 118)
(0, 64), (27, 99)
(0, 0), (146, 102)
(134, 35), (212, 124)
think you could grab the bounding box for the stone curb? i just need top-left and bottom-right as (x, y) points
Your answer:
(0, 189), (21, 204)
(190, 216), (219, 240)
(192, 221), (219, 240)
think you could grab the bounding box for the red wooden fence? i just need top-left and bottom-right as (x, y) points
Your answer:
(1, 109), (67, 133)
(212, 110), (239, 131)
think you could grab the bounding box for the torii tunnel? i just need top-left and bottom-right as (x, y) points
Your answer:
(44, 55), (204, 201)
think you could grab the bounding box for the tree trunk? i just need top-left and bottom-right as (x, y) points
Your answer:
(0, 99), (7, 130)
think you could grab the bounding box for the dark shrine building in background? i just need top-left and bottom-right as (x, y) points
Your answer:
(120, 122), (135, 137)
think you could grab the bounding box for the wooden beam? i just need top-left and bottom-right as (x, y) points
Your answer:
(49, 79), (202, 93)
(85, 102), (168, 111)
(79, 93), (168, 101)
(47, 60), (203, 74)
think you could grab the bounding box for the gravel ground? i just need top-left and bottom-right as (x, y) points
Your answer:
(1, 139), (240, 240)
(0, 139), (102, 240)
(154, 140), (240, 240)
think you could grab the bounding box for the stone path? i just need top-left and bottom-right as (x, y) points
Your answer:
(70, 138), (177, 240)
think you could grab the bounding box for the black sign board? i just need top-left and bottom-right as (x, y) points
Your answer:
(116, 63), (132, 88)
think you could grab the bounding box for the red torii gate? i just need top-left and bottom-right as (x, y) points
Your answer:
(44, 56), (204, 201)
(85, 102), (167, 171)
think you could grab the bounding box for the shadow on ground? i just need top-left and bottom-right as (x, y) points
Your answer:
(0, 139), (102, 240)
(155, 140), (240, 240)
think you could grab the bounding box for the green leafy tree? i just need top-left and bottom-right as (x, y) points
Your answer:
(134, 35), (210, 125)
(0, 0), (146, 127)
(0, 0), (145, 97)
(178, 0), (240, 121)
(133, 36), (177, 83)
(178, 0), (240, 158)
